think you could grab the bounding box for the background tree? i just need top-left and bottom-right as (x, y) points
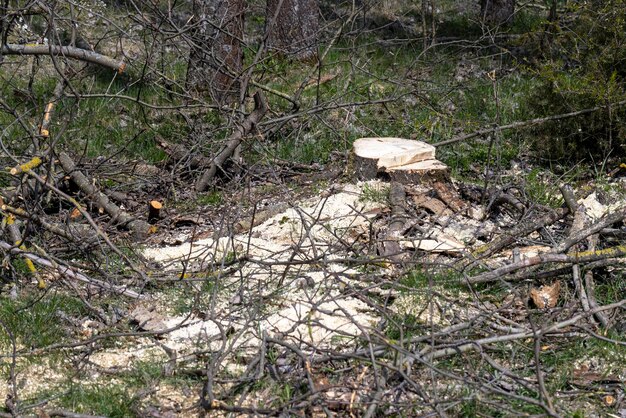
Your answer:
(480, 0), (516, 25)
(266, 0), (319, 61)
(186, 0), (245, 104)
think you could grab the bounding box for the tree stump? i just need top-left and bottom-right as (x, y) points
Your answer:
(353, 137), (448, 184)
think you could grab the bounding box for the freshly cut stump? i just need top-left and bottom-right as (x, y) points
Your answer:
(354, 137), (435, 180)
(353, 137), (448, 184)
(386, 160), (450, 185)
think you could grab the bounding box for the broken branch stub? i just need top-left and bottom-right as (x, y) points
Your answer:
(353, 137), (448, 184)
(148, 200), (163, 223)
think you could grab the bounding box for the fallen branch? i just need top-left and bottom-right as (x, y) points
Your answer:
(156, 137), (212, 169)
(58, 152), (151, 236)
(3, 215), (44, 288)
(9, 156), (43, 176)
(0, 241), (143, 298)
(420, 299), (625, 360)
(195, 91), (268, 192)
(1, 203), (95, 245)
(434, 99), (626, 147)
(553, 205), (626, 253)
(39, 78), (67, 137)
(467, 245), (626, 284)
(471, 207), (567, 259)
(1, 44), (125, 73)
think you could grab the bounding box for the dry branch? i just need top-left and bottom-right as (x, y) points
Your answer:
(9, 156), (43, 176)
(195, 91), (269, 191)
(1, 203), (93, 244)
(57, 152), (150, 236)
(420, 300), (625, 360)
(472, 208), (567, 259)
(3, 216), (43, 288)
(467, 245), (626, 284)
(39, 79), (67, 137)
(554, 205), (626, 253)
(434, 99), (626, 147)
(0, 241), (142, 298)
(156, 137), (212, 169)
(1, 44), (125, 73)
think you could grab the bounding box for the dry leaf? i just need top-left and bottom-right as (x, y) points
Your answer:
(70, 207), (81, 219)
(530, 281), (560, 308)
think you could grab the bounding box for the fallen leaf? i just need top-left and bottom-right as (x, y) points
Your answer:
(530, 281), (560, 308)
(70, 207), (81, 219)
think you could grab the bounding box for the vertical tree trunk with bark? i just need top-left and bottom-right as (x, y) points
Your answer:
(266, 0), (319, 61)
(186, 0), (245, 104)
(480, 0), (516, 25)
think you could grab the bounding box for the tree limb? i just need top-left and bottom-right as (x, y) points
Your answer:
(1, 44), (125, 73)
(195, 91), (269, 191)
(0, 241), (143, 298)
(57, 152), (151, 236)
(434, 99), (626, 147)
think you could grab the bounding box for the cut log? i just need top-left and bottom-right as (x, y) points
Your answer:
(354, 137), (436, 180)
(384, 160), (449, 184)
(148, 200), (163, 223)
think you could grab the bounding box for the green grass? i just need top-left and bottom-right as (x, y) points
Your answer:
(51, 383), (139, 418)
(0, 294), (87, 349)
(399, 267), (467, 292)
(359, 183), (389, 205)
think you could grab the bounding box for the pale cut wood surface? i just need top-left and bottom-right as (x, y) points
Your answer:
(353, 137), (436, 169)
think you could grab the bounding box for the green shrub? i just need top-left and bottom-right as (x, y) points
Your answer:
(525, 0), (626, 161)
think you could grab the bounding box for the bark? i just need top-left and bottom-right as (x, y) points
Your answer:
(480, 0), (516, 25)
(186, 0), (245, 104)
(266, 0), (319, 61)
(380, 182), (408, 263)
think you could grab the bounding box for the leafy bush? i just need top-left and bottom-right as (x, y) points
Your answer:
(526, 0), (626, 161)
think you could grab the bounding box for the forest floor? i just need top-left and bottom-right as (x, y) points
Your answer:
(0, 1), (625, 417)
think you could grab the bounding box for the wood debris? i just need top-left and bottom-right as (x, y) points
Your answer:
(529, 281), (561, 309)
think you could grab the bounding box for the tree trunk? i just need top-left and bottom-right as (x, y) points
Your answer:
(266, 0), (319, 61)
(480, 0), (515, 25)
(186, 0), (245, 104)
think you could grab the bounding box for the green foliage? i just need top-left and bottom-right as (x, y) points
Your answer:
(525, 0), (626, 161)
(524, 167), (565, 207)
(359, 183), (389, 204)
(0, 294), (86, 349)
(54, 384), (139, 418)
(197, 190), (223, 206)
(400, 267), (464, 291)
